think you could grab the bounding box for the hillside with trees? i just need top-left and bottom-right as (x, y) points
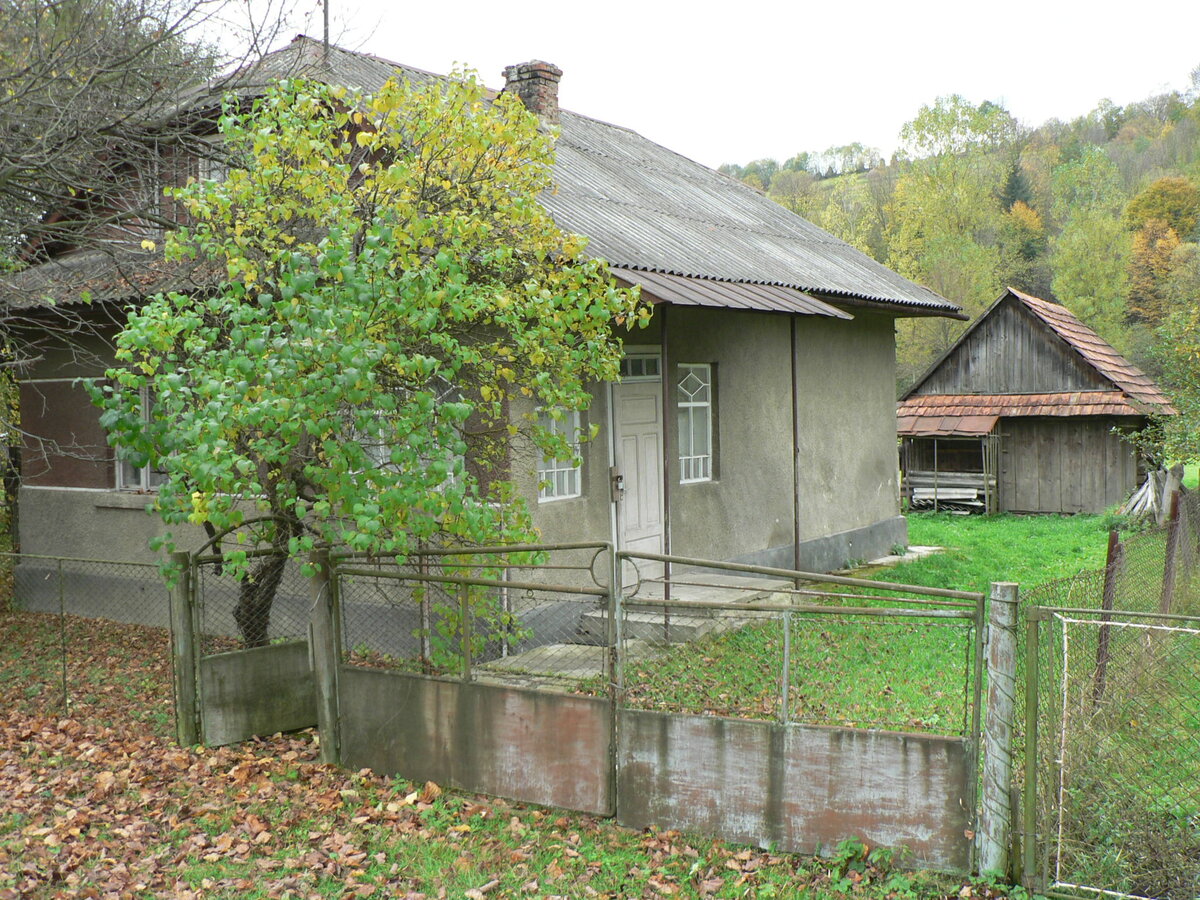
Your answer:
(721, 70), (1200, 454)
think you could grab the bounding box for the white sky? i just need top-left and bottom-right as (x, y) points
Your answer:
(276, 0), (1200, 170)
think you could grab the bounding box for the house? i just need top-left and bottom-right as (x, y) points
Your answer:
(897, 287), (1175, 514)
(7, 36), (963, 577)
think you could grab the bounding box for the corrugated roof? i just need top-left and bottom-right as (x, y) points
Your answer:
(207, 37), (961, 318)
(1008, 288), (1171, 408)
(5, 36), (964, 319)
(0, 249), (217, 309)
(610, 268), (851, 318)
(897, 390), (1172, 423)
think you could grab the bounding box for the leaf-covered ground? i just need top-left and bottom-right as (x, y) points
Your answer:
(0, 610), (1036, 899)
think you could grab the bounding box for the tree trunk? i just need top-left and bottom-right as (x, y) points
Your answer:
(233, 554), (287, 648)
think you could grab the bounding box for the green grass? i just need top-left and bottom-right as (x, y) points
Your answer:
(890, 511), (1113, 595)
(609, 513), (1116, 732)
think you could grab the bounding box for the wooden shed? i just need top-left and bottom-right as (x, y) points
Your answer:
(897, 288), (1175, 514)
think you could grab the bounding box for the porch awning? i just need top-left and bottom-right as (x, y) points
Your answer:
(897, 414), (999, 437)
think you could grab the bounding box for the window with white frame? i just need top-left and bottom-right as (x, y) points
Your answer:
(677, 363), (712, 483)
(116, 386), (169, 491)
(537, 409), (582, 501)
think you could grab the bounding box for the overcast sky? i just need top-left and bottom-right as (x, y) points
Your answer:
(279, 0), (1200, 170)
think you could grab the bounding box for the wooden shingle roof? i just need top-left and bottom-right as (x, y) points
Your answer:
(1008, 288), (1171, 408)
(898, 288), (1175, 433)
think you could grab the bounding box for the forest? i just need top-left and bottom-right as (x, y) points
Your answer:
(720, 73), (1200, 457)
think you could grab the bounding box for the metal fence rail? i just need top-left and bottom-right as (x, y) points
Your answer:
(1026, 607), (1200, 900)
(192, 549), (311, 655)
(1020, 489), (1200, 898)
(616, 551), (986, 738)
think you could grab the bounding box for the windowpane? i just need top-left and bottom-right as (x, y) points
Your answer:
(537, 409), (582, 501)
(677, 364), (712, 484)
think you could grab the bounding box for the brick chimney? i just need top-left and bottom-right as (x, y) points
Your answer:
(502, 60), (563, 125)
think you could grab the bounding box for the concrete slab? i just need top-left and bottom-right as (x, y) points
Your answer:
(476, 639), (663, 685)
(626, 572), (796, 607)
(833, 545), (945, 575)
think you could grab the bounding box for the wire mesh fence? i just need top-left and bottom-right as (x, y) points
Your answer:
(194, 551), (311, 656)
(1029, 610), (1200, 899)
(616, 561), (983, 736)
(333, 544), (614, 687)
(0, 552), (175, 736)
(1019, 489), (1200, 898)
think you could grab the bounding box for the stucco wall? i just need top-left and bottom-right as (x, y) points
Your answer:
(18, 486), (204, 562)
(516, 383), (614, 549)
(794, 313), (904, 554)
(665, 307), (796, 565)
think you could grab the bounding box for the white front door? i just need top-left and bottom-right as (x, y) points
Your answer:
(613, 380), (665, 584)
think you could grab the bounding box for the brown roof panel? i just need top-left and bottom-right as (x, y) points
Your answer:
(897, 391), (1171, 420)
(897, 413), (999, 436)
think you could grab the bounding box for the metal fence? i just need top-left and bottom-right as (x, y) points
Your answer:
(192, 549), (311, 656)
(333, 543), (614, 686)
(614, 554), (984, 737)
(1021, 489), (1200, 898)
(0, 552), (174, 736)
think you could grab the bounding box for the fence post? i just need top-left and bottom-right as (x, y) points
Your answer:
(458, 583), (473, 682)
(169, 551), (199, 746)
(1093, 530), (1123, 704)
(57, 558), (67, 713)
(1159, 490), (1182, 615)
(980, 581), (1019, 877)
(308, 549), (340, 765)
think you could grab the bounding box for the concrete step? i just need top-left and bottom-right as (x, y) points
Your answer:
(578, 609), (742, 644)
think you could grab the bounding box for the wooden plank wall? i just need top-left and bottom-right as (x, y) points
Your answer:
(915, 300), (1109, 396)
(998, 418), (1137, 513)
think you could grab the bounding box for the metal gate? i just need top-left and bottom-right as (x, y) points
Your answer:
(1024, 606), (1200, 899)
(174, 549), (317, 746)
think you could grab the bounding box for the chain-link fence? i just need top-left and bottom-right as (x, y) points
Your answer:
(193, 550), (311, 656)
(334, 543), (614, 688)
(1028, 609), (1200, 899)
(616, 560), (984, 736)
(1020, 489), (1200, 898)
(0, 552), (174, 736)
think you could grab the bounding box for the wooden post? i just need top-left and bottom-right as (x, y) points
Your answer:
(308, 549), (340, 765)
(1093, 530), (1122, 704)
(1159, 490), (1182, 615)
(980, 582), (1019, 878)
(169, 551), (199, 746)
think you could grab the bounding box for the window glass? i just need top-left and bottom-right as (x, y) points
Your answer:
(537, 409), (582, 501)
(677, 363), (712, 483)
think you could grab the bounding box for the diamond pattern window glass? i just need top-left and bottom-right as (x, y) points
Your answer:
(677, 364), (712, 483)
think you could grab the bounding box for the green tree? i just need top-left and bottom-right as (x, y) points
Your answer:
(1051, 210), (1130, 343)
(1050, 146), (1124, 222)
(1157, 305), (1200, 461)
(91, 75), (645, 646)
(820, 176), (883, 257)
